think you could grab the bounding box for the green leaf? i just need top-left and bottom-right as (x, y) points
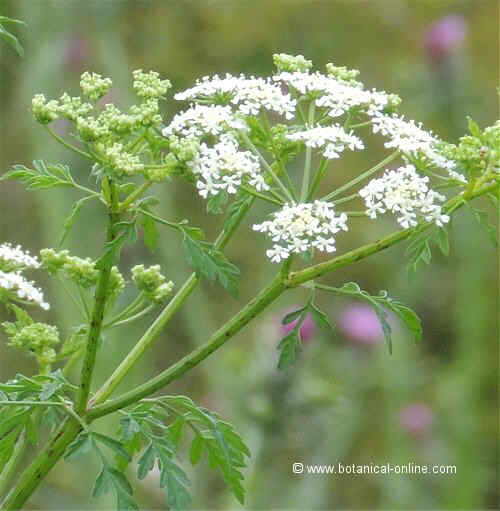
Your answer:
(387, 302), (423, 343)
(0, 408), (30, 438)
(95, 222), (135, 270)
(309, 302), (335, 332)
(436, 227), (450, 256)
(2, 161), (74, 190)
(141, 211), (159, 253)
(281, 306), (306, 325)
(60, 195), (96, 246)
(0, 21), (24, 56)
(189, 435), (204, 465)
(277, 330), (301, 369)
(160, 395), (250, 504)
(467, 116), (482, 138)
(157, 449), (192, 510)
(92, 432), (131, 462)
(65, 432), (93, 461)
(169, 417), (185, 449)
(223, 195), (253, 234)
(137, 443), (156, 480)
(92, 465), (113, 498)
(92, 464), (138, 509)
(0, 425), (23, 467)
(182, 233), (240, 295)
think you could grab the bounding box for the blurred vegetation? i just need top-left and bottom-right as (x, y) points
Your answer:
(0, 0), (498, 509)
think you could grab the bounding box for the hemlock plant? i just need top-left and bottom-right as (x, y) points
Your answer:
(0, 53), (498, 509)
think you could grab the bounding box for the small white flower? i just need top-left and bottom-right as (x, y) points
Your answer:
(0, 270), (49, 310)
(162, 104), (245, 139)
(274, 71), (391, 118)
(0, 244), (40, 272)
(359, 164), (449, 228)
(288, 126), (364, 159)
(371, 114), (461, 181)
(174, 74), (297, 119)
(253, 201), (348, 263)
(189, 134), (266, 198)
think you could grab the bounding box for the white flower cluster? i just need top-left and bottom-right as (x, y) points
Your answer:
(371, 114), (463, 180)
(0, 243), (41, 272)
(192, 135), (267, 198)
(253, 201), (348, 263)
(287, 126), (364, 159)
(359, 164), (450, 228)
(174, 74), (296, 119)
(162, 104), (246, 139)
(273, 71), (393, 118)
(0, 243), (49, 310)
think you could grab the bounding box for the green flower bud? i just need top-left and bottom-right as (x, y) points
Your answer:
(76, 116), (110, 142)
(40, 249), (98, 288)
(32, 94), (59, 124)
(325, 63), (360, 84)
(131, 264), (173, 303)
(3, 321), (60, 370)
(62, 257), (99, 288)
(109, 266), (125, 297)
(273, 53), (313, 73)
(99, 104), (138, 135)
(58, 93), (93, 121)
(102, 143), (145, 178)
(80, 71), (113, 102)
(40, 248), (70, 274)
(132, 69), (171, 99)
(130, 99), (162, 127)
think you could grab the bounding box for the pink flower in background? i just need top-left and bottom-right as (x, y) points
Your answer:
(423, 15), (467, 63)
(399, 403), (433, 436)
(338, 303), (383, 345)
(279, 306), (316, 343)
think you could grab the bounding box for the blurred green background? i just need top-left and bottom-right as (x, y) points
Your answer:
(0, 0), (498, 509)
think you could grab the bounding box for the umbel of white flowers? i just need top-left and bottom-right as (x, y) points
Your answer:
(30, 55), (461, 264)
(161, 53), (457, 262)
(0, 243), (49, 309)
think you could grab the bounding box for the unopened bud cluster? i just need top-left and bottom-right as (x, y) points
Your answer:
(40, 248), (124, 296)
(131, 265), (174, 303)
(32, 70), (171, 182)
(3, 320), (60, 371)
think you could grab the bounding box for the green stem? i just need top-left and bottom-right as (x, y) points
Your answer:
(89, 197), (256, 406)
(241, 132), (294, 202)
(300, 102), (316, 201)
(88, 180), (499, 421)
(75, 179), (120, 414)
(322, 151), (400, 201)
(0, 431), (26, 497)
(1, 419), (82, 510)
(87, 273), (287, 419)
(105, 304), (155, 329)
(119, 181), (152, 211)
(46, 127), (92, 160)
(308, 158), (328, 200)
(241, 185), (284, 206)
(104, 293), (145, 328)
(332, 192), (359, 206)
